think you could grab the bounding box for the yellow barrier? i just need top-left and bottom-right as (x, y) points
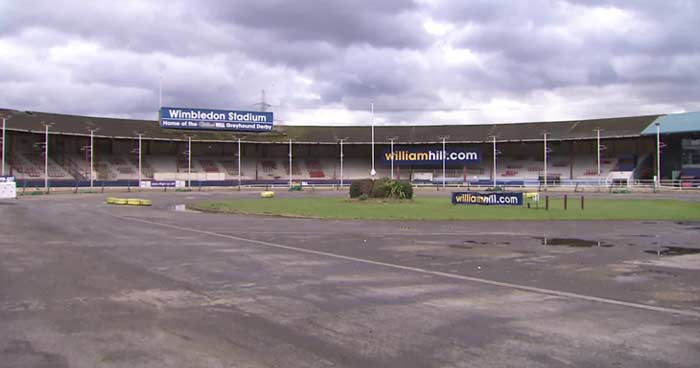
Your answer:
(112, 198), (128, 205)
(260, 191), (275, 198)
(105, 197), (151, 206)
(126, 198), (142, 206)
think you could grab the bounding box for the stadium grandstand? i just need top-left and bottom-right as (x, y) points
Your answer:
(1, 108), (699, 188)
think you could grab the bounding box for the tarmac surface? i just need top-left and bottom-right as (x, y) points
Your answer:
(1, 189), (700, 367)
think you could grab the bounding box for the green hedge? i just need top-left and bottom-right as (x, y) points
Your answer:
(349, 178), (413, 199)
(349, 178), (374, 198)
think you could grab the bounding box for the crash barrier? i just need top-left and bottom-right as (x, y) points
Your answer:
(106, 197), (152, 206)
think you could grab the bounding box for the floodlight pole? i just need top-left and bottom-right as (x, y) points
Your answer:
(137, 133), (143, 187)
(596, 129), (601, 176)
(42, 122), (53, 192)
(45, 124), (49, 191)
(89, 129), (96, 188)
(370, 103), (376, 178)
(543, 132), (548, 189)
(492, 136), (497, 188)
(439, 135), (449, 188)
(1, 116), (6, 176)
(237, 138), (242, 188)
(188, 135), (192, 188)
(656, 122), (661, 187)
(338, 138), (347, 187)
(288, 138), (293, 187)
(387, 137), (397, 180)
(594, 128), (602, 186)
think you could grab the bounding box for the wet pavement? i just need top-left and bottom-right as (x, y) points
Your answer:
(1, 190), (699, 367)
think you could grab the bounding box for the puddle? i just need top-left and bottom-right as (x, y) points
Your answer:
(416, 253), (444, 259)
(463, 240), (489, 245)
(539, 237), (613, 248)
(614, 274), (650, 283)
(449, 244), (473, 250)
(643, 246), (700, 256)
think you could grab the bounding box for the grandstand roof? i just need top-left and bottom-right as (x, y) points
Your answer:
(641, 112), (700, 135)
(0, 107), (672, 144)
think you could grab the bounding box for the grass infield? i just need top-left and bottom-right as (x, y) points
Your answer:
(189, 197), (700, 221)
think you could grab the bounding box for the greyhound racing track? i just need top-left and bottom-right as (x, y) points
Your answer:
(1, 191), (699, 367)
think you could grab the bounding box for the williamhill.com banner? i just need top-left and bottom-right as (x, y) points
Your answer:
(382, 146), (481, 165)
(452, 192), (523, 206)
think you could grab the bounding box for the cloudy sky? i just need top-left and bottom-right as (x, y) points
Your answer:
(1, 0), (699, 125)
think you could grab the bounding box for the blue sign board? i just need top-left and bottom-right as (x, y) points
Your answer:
(0, 176), (15, 183)
(382, 146), (481, 165)
(150, 180), (177, 188)
(452, 192), (523, 206)
(160, 107), (273, 133)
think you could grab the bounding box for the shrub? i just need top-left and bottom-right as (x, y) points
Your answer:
(370, 178), (391, 198)
(387, 180), (413, 199)
(397, 181), (413, 199)
(349, 181), (363, 198)
(349, 178), (413, 200)
(349, 178), (374, 198)
(358, 193), (369, 201)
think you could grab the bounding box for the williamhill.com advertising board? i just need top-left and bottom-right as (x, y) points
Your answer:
(382, 146), (480, 165)
(452, 192), (523, 206)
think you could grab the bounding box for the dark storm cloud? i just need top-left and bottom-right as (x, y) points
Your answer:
(198, 0), (429, 49)
(430, 0), (700, 106)
(0, 0), (699, 123)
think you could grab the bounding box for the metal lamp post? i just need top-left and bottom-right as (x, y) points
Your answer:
(42, 122), (54, 192)
(338, 138), (347, 187)
(492, 136), (497, 188)
(88, 128), (99, 188)
(370, 103), (376, 178)
(543, 132), (548, 189)
(237, 137), (242, 188)
(288, 138), (293, 187)
(439, 135), (449, 188)
(656, 122), (661, 187)
(594, 128), (604, 186)
(137, 133), (143, 187)
(387, 136), (397, 180)
(1, 114), (8, 176)
(185, 135), (192, 188)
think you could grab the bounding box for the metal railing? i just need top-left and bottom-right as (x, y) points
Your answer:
(9, 177), (700, 194)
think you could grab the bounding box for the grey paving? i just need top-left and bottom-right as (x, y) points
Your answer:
(1, 190), (699, 367)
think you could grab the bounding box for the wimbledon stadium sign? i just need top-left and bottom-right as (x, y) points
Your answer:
(160, 107), (273, 132)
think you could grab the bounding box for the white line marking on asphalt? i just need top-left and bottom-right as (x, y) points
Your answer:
(102, 210), (700, 319)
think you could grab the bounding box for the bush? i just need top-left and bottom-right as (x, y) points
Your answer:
(370, 178), (391, 198)
(358, 193), (369, 201)
(387, 180), (413, 199)
(349, 181), (362, 198)
(397, 181), (413, 199)
(349, 178), (413, 200)
(349, 178), (374, 198)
